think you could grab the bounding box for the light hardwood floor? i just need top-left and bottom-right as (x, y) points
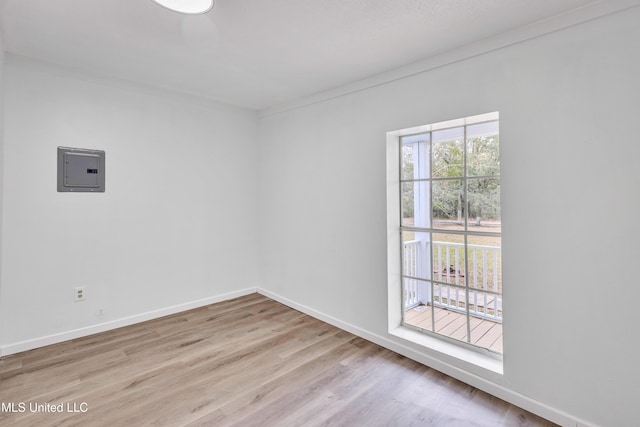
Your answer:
(0, 294), (555, 426)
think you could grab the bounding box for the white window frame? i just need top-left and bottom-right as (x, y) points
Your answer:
(386, 112), (503, 374)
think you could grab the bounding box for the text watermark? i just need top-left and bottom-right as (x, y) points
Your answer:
(1, 401), (88, 414)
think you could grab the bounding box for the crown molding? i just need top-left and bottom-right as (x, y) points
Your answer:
(260, 0), (640, 118)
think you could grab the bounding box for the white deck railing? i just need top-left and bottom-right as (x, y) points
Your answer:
(403, 240), (502, 321)
(403, 240), (421, 308)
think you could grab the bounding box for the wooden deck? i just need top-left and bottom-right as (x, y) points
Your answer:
(404, 305), (503, 354)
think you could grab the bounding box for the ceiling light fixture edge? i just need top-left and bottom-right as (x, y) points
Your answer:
(151, 0), (214, 15)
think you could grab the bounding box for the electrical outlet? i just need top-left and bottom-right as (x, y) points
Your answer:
(74, 287), (85, 302)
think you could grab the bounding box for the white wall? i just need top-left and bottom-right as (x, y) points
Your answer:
(0, 56), (259, 348)
(257, 6), (640, 427)
(0, 27), (5, 348)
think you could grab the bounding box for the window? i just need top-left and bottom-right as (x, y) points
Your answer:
(397, 112), (502, 354)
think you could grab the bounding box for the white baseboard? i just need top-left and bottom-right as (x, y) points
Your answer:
(1, 286), (595, 427)
(256, 288), (595, 427)
(0, 287), (257, 357)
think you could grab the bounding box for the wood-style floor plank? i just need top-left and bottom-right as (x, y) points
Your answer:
(0, 294), (554, 426)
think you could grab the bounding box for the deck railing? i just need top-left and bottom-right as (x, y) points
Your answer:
(402, 240), (421, 308)
(403, 240), (502, 321)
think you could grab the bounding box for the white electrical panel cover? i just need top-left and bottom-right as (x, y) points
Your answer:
(57, 147), (105, 192)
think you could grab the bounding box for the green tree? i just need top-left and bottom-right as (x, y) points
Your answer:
(402, 134), (500, 222)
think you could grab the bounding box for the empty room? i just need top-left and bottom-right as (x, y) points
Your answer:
(1, 1), (639, 426)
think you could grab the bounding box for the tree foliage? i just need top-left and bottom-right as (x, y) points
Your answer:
(402, 134), (500, 222)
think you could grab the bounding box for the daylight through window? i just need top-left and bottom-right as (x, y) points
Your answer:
(400, 112), (502, 353)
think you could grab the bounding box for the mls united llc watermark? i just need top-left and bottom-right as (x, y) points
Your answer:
(1, 401), (88, 414)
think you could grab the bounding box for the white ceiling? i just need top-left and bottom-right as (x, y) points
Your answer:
(0, 0), (603, 110)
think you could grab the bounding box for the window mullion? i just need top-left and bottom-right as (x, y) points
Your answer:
(463, 124), (472, 344)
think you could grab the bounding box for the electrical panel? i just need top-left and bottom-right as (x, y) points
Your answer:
(57, 147), (105, 192)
